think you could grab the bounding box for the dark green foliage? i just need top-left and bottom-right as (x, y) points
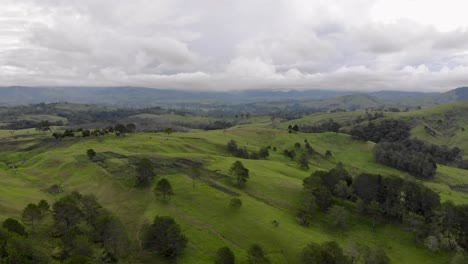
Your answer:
(215, 246), (235, 264)
(135, 158), (155, 187)
(373, 142), (437, 179)
(81, 129), (91, 137)
(52, 192), (129, 260)
(362, 247), (390, 264)
(301, 119), (341, 133)
(258, 147), (270, 159)
(126, 123), (136, 133)
(86, 149), (96, 160)
(298, 154), (309, 169)
(114, 124), (127, 134)
(2, 218), (27, 237)
(325, 150), (332, 158)
(229, 198), (242, 209)
(295, 142), (301, 149)
(154, 178), (174, 202)
(247, 244), (270, 264)
(283, 149), (296, 160)
(229, 161), (249, 188)
(0, 227), (49, 264)
(350, 119), (410, 143)
(313, 185), (333, 212)
(37, 199), (50, 215)
(301, 241), (351, 264)
(328, 205), (350, 229)
(142, 216), (187, 259)
(22, 203), (42, 230)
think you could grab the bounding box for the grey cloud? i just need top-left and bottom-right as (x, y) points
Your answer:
(1, 0), (468, 91)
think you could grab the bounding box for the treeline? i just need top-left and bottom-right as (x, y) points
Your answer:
(0, 119), (64, 130)
(350, 119), (463, 178)
(52, 123), (137, 139)
(349, 119), (410, 143)
(300, 119), (341, 133)
(373, 143), (437, 179)
(226, 140), (269, 160)
(302, 166), (468, 253)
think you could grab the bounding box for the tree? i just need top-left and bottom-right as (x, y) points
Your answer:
(154, 178), (174, 202)
(363, 247), (390, 264)
(164, 127), (173, 135)
(126, 123), (136, 133)
(2, 218), (27, 237)
(142, 216), (187, 259)
(424, 236), (439, 253)
(135, 158), (155, 187)
(190, 166), (201, 188)
(229, 161), (249, 188)
(302, 241), (351, 264)
(314, 185), (332, 212)
(37, 199), (50, 215)
(86, 149), (96, 161)
(215, 246), (235, 264)
(368, 201), (382, 230)
(328, 205), (350, 229)
(298, 154), (309, 170)
(334, 180), (352, 199)
(343, 241), (360, 263)
(325, 150), (333, 158)
(22, 203), (42, 230)
(247, 244), (270, 264)
(229, 198), (242, 209)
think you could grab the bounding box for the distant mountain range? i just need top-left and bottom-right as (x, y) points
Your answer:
(0, 86), (467, 109)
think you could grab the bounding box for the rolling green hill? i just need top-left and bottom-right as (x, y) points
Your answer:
(0, 124), (465, 263)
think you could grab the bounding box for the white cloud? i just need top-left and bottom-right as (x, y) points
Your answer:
(1, 0), (468, 91)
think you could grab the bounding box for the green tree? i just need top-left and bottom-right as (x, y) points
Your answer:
(247, 244), (270, 264)
(37, 199), (50, 215)
(86, 149), (96, 160)
(368, 201), (382, 230)
(302, 241), (351, 264)
(154, 178), (174, 202)
(190, 166), (201, 188)
(229, 161), (249, 188)
(363, 247), (390, 264)
(2, 218), (27, 237)
(298, 154), (309, 170)
(22, 203), (42, 230)
(215, 246), (235, 264)
(142, 216), (188, 259)
(328, 205), (350, 229)
(229, 198), (242, 209)
(424, 235), (439, 253)
(135, 158), (155, 187)
(164, 127), (173, 135)
(325, 150), (333, 158)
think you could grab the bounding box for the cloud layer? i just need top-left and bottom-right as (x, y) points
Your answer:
(1, 0), (468, 91)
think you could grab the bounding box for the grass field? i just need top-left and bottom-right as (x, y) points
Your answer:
(0, 123), (462, 263)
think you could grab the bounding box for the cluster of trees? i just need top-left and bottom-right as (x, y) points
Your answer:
(354, 112), (384, 124)
(0, 218), (49, 263)
(350, 119), (462, 178)
(1, 119), (64, 130)
(302, 167), (468, 253)
(301, 240), (391, 264)
(3, 193), (130, 263)
(300, 119), (341, 133)
(373, 143), (437, 179)
(349, 119), (410, 143)
(226, 140), (269, 160)
(215, 244), (271, 264)
(373, 139), (462, 179)
(51, 124), (137, 140)
(51, 192), (130, 262)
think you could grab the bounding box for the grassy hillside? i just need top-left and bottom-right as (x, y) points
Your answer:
(0, 125), (462, 263)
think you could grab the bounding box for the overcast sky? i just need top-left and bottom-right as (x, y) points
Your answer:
(1, 0), (468, 91)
